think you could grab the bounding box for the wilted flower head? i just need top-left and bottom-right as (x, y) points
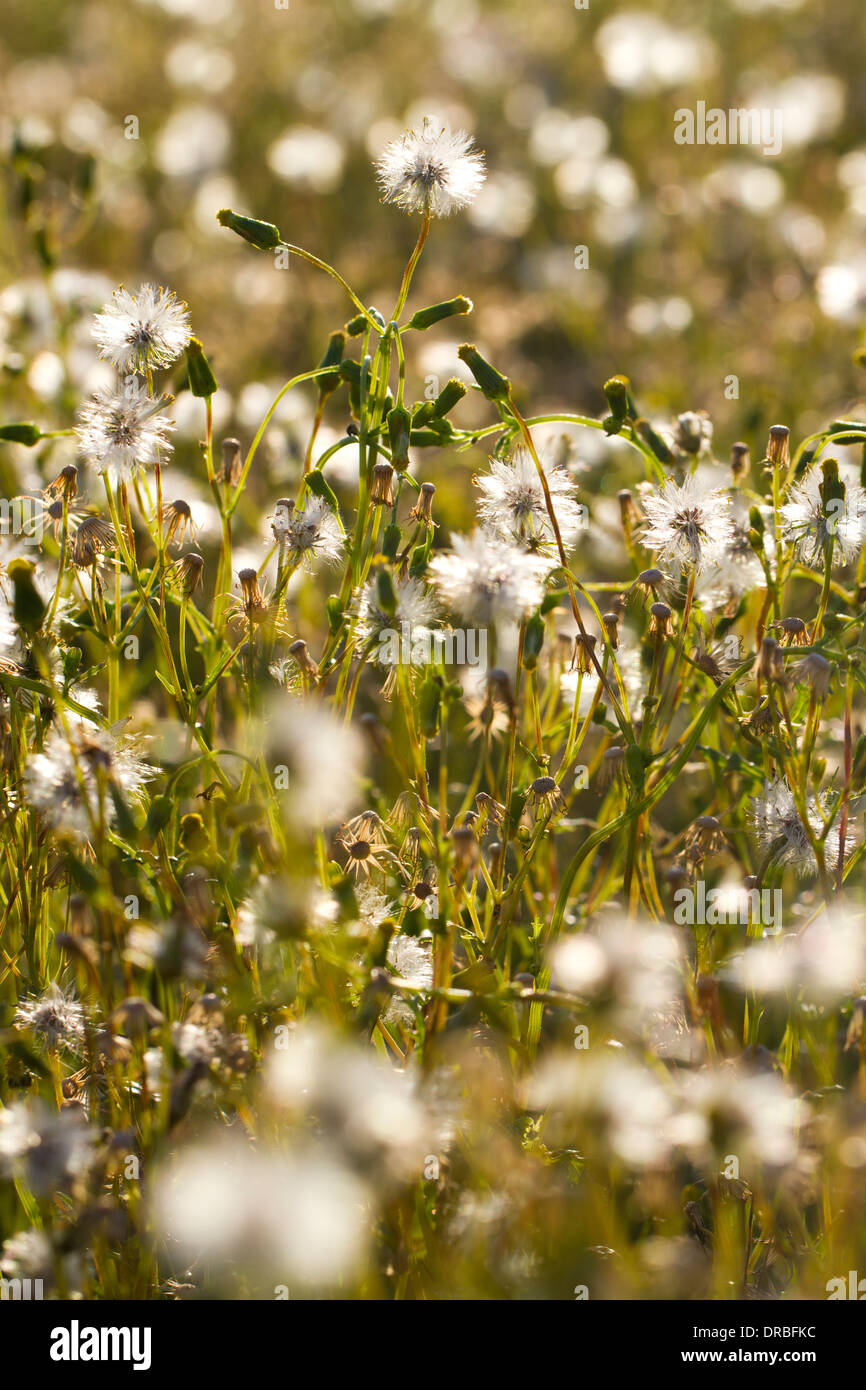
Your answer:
(791, 652), (832, 700)
(263, 699), (365, 828)
(528, 1050), (675, 1168)
(14, 983), (85, 1052)
(23, 714), (154, 843)
(475, 447), (584, 552)
(77, 378), (175, 479)
(669, 1066), (800, 1170)
(153, 1136), (369, 1289)
(749, 778), (853, 876)
(429, 530), (552, 626)
(780, 466), (866, 569)
(354, 574), (439, 669)
(271, 497), (344, 568)
(266, 1021), (434, 1178)
(375, 117), (486, 218)
(0, 1100), (93, 1196)
(92, 283), (191, 374)
(727, 907), (866, 1004)
(640, 476), (734, 575)
(70, 515), (115, 569)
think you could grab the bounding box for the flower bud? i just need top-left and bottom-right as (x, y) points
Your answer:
(186, 338), (218, 398)
(457, 344), (510, 402)
(408, 296), (473, 331)
(317, 331), (346, 396)
(217, 207), (281, 251)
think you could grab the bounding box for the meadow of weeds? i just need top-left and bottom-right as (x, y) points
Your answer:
(2, 0), (866, 1306)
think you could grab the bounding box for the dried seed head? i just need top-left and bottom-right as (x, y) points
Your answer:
(730, 442), (750, 479)
(71, 515), (115, 568)
(288, 638), (319, 680)
(220, 436), (242, 486)
(400, 826), (422, 866)
(686, 814), (725, 857)
(772, 615), (808, 646)
(526, 775), (565, 818)
(792, 652), (832, 701)
(165, 497), (197, 547)
(618, 488), (636, 529)
(475, 791), (505, 828)
(754, 635), (785, 684)
(766, 424), (790, 468)
(486, 667), (515, 710)
(598, 745), (625, 789)
(271, 498), (295, 541)
(649, 601), (673, 637)
(237, 567), (266, 612)
(370, 462), (396, 506)
(390, 789), (422, 827)
(571, 632), (597, 674)
(409, 480), (436, 524)
(602, 612), (620, 650)
(174, 552), (204, 597)
(46, 463), (79, 501)
(450, 823), (479, 872)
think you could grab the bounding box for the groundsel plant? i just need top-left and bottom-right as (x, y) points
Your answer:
(2, 117), (866, 1303)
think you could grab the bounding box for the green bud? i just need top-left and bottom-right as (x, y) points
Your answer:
(144, 794), (173, 839)
(7, 557), (45, 633)
(217, 208), (281, 251)
(418, 676), (441, 737)
(302, 470), (341, 520)
(820, 456), (845, 509)
(412, 401), (435, 427)
(409, 428), (450, 448)
(432, 378), (467, 418)
(186, 338), (218, 398)
(634, 417), (675, 464)
(602, 414), (623, 436)
(603, 375), (631, 422)
(522, 612), (545, 670)
(344, 313), (368, 337)
(387, 406), (412, 470)
(408, 296), (473, 331)
(0, 422), (42, 446)
(457, 344), (510, 402)
(623, 743), (646, 789)
(326, 595), (344, 635)
(62, 647), (82, 682)
(409, 540), (432, 578)
(748, 506), (765, 535)
(317, 331), (346, 396)
(382, 523), (402, 559)
(375, 568), (398, 616)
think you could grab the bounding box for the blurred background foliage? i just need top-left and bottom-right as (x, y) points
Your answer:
(2, 0), (866, 527)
